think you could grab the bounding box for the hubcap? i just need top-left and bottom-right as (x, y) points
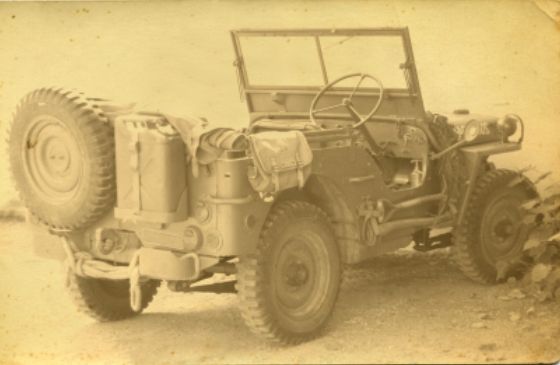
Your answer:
(272, 231), (331, 320)
(285, 261), (309, 287)
(480, 197), (524, 264)
(23, 115), (83, 204)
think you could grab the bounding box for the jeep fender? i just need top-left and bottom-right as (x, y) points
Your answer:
(457, 142), (538, 224)
(299, 175), (362, 264)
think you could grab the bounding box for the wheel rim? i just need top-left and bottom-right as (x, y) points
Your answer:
(22, 115), (84, 204)
(272, 231), (331, 321)
(480, 196), (524, 264)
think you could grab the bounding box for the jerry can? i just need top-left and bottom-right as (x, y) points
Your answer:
(113, 113), (188, 223)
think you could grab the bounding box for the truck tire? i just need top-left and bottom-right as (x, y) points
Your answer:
(66, 269), (160, 321)
(8, 87), (115, 230)
(236, 201), (341, 344)
(452, 169), (535, 284)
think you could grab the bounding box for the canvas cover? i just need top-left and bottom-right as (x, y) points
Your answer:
(247, 130), (313, 193)
(163, 114), (247, 176)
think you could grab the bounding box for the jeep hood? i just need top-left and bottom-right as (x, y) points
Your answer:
(441, 111), (498, 127)
(439, 110), (503, 143)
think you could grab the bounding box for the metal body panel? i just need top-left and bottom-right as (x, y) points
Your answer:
(246, 90), (423, 121)
(457, 142), (522, 223)
(311, 146), (441, 220)
(187, 155), (271, 256)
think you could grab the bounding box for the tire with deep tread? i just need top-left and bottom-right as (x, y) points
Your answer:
(8, 87), (116, 230)
(236, 200), (341, 344)
(66, 269), (160, 322)
(452, 169), (535, 284)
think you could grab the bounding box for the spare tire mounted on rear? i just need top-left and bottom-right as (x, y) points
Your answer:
(8, 88), (116, 230)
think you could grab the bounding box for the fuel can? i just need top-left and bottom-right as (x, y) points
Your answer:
(114, 113), (188, 223)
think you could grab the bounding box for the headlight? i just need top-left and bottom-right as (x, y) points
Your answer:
(497, 115), (518, 137)
(463, 120), (480, 142)
(497, 114), (524, 142)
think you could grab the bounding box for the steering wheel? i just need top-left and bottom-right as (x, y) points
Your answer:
(309, 72), (384, 128)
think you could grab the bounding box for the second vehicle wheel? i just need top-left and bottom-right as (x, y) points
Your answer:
(66, 269), (160, 322)
(453, 169), (536, 284)
(236, 201), (341, 344)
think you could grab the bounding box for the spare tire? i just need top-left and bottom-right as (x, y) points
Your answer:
(8, 87), (116, 230)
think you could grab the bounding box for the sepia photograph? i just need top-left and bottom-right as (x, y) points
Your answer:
(0, 0), (559, 364)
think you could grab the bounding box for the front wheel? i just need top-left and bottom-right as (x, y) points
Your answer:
(236, 201), (341, 344)
(453, 169), (536, 284)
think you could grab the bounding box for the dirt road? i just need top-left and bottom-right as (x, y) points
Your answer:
(0, 220), (557, 365)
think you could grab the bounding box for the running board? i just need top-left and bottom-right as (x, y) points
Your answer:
(380, 193), (445, 223)
(359, 193), (450, 245)
(377, 214), (451, 237)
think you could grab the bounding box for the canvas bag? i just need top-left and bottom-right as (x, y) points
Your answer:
(247, 130), (313, 193)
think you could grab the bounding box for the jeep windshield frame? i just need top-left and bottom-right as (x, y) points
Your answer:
(231, 28), (425, 123)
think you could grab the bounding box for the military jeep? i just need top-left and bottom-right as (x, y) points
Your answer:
(8, 28), (536, 344)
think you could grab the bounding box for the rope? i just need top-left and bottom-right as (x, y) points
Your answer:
(61, 236), (143, 311)
(128, 251), (142, 312)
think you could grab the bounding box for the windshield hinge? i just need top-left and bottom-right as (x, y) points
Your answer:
(233, 58), (245, 101)
(399, 60), (413, 69)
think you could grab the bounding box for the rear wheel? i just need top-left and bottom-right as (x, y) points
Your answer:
(236, 201), (341, 344)
(453, 169), (535, 284)
(66, 269), (160, 322)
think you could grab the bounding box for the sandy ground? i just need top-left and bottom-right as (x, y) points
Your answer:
(0, 219), (558, 365)
(0, 1), (559, 364)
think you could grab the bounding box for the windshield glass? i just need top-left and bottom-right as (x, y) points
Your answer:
(238, 33), (409, 89)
